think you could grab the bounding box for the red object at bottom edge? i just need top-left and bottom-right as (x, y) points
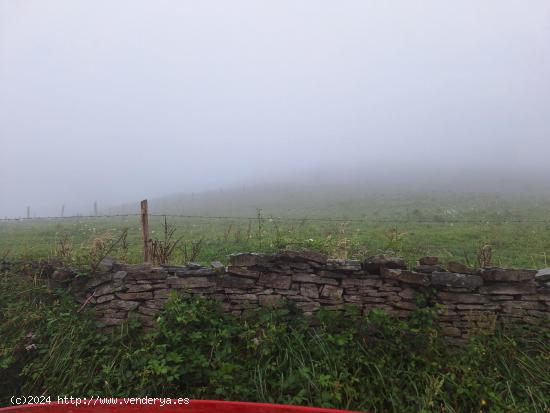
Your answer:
(0, 400), (365, 413)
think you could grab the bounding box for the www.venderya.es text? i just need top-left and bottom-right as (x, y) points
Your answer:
(11, 396), (190, 407)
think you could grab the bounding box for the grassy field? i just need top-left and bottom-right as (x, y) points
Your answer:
(1, 191), (550, 268)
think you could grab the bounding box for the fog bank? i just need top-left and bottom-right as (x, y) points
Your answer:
(1, 1), (549, 217)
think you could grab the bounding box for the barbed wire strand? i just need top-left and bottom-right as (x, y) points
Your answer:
(0, 213), (549, 224)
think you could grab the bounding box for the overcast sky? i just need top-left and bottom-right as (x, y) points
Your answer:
(1, 1), (549, 217)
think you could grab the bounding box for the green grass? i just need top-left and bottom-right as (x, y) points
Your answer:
(2, 192), (550, 268)
(2, 191), (549, 412)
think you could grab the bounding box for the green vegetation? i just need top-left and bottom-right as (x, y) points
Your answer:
(1, 266), (549, 413)
(1, 192), (549, 411)
(2, 192), (550, 268)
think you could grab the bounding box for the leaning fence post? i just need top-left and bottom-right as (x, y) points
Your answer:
(140, 199), (150, 262)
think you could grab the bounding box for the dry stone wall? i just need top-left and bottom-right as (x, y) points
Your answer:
(71, 251), (550, 341)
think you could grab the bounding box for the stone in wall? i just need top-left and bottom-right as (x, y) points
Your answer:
(419, 256), (438, 266)
(362, 255), (407, 274)
(414, 264), (444, 274)
(535, 268), (550, 282)
(277, 250), (328, 265)
(478, 283), (537, 296)
(382, 268), (430, 286)
(258, 273), (292, 289)
(431, 272), (483, 290)
(481, 268), (536, 282)
(446, 262), (478, 275)
(229, 253), (272, 267)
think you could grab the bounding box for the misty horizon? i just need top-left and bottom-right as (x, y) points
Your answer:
(5, 167), (550, 219)
(1, 1), (550, 217)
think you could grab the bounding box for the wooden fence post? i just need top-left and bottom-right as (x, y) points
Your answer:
(257, 208), (262, 249)
(140, 199), (150, 262)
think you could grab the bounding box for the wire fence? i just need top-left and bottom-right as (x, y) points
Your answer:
(1, 209), (549, 269)
(1, 213), (550, 224)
